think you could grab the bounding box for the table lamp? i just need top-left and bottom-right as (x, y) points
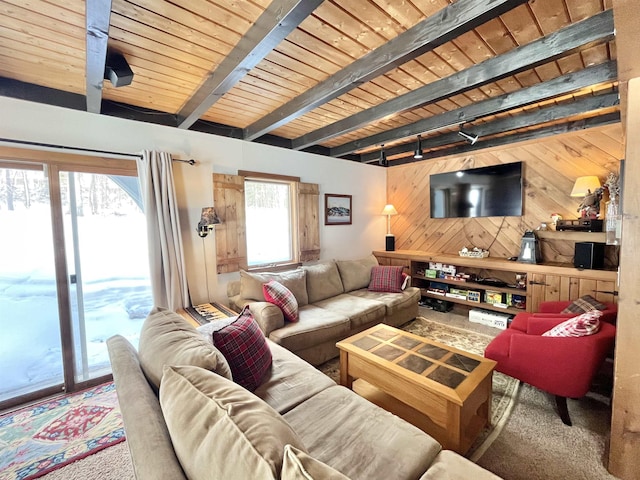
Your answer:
(570, 176), (601, 218)
(381, 204), (398, 251)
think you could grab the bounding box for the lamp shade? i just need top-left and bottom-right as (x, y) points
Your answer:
(381, 204), (398, 216)
(570, 176), (601, 197)
(199, 207), (221, 226)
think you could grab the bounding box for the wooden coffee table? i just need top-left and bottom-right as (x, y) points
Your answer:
(336, 323), (496, 455)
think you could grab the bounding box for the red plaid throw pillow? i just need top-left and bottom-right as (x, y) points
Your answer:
(368, 266), (404, 293)
(560, 294), (607, 314)
(542, 310), (603, 337)
(212, 306), (272, 391)
(263, 280), (299, 322)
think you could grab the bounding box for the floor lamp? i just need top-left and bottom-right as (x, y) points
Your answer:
(382, 204), (398, 251)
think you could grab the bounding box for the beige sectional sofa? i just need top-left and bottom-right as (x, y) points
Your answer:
(227, 255), (421, 365)
(107, 308), (501, 480)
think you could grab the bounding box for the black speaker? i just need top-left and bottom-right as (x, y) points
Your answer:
(385, 235), (395, 252)
(574, 242), (605, 269)
(104, 53), (134, 87)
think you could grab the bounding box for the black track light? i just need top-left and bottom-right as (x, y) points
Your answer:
(413, 134), (423, 160)
(379, 144), (388, 167)
(458, 129), (479, 145)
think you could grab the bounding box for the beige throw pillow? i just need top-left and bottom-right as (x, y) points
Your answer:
(160, 365), (306, 480)
(138, 307), (232, 389)
(240, 269), (309, 306)
(335, 254), (379, 292)
(282, 445), (350, 480)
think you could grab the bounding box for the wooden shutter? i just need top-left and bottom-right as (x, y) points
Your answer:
(213, 173), (247, 273)
(298, 182), (320, 262)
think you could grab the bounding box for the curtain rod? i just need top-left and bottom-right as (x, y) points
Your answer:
(0, 137), (196, 165)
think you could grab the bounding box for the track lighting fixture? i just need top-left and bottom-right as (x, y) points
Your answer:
(379, 144), (388, 167)
(413, 135), (423, 160)
(458, 129), (479, 145)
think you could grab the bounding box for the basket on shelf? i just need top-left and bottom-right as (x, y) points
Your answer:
(458, 249), (490, 258)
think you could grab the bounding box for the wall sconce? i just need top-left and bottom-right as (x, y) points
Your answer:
(381, 204), (398, 251)
(413, 135), (423, 160)
(570, 176), (601, 218)
(379, 144), (388, 167)
(458, 129), (479, 145)
(197, 207), (221, 237)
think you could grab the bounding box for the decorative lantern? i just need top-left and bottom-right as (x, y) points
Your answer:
(517, 231), (542, 264)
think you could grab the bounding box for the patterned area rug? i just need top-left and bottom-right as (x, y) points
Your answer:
(317, 317), (520, 461)
(0, 382), (125, 480)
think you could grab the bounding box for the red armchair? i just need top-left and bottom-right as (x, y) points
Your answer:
(484, 312), (616, 425)
(509, 300), (617, 332)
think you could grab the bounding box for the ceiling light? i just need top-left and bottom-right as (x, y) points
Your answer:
(413, 134), (423, 159)
(458, 129), (478, 145)
(379, 144), (388, 167)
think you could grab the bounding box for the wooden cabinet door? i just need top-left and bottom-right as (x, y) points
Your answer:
(528, 273), (561, 312)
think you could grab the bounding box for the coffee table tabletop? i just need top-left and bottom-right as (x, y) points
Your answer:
(337, 323), (496, 454)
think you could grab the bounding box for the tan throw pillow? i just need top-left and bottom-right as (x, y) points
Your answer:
(335, 255), (379, 292)
(160, 365), (306, 480)
(281, 445), (350, 480)
(303, 261), (345, 304)
(138, 307), (232, 389)
(240, 269), (309, 306)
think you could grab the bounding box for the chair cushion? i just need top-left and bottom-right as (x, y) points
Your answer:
(281, 445), (349, 480)
(335, 254), (378, 292)
(240, 269), (309, 306)
(212, 306), (273, 391)
(283, 386), (440, 480)
(368, 266), (404, 293)
(560, 294), (607, 314)
(542, 310), (602, 337)
(303, 261), (345, 303)
(264, 280), (299, 322)
(138, 307), (232, 389)
(159, 365), (305, 480)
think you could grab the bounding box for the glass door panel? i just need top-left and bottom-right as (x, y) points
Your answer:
(0, 166), (64, 403)
(59, 172), (152, 383)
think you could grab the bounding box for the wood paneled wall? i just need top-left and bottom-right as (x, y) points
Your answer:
(387, 124), (624, 266)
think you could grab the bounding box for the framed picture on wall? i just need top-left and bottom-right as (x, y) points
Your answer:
(325, 194), (352, 225)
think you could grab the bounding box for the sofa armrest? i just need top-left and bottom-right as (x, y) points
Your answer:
(247, 301), (285, 336)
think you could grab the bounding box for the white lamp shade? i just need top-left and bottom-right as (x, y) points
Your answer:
(570, 176), (601, 197)
(381, 204), (398, 216)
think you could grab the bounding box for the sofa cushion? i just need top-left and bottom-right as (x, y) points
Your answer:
(418, 450), (502, 480)
(240, 269), (309, 306)
(159, 365), (305, 480)
(313, 293), (386, 329)
(282, 445), (350, 480)
(368, 265), (405, 293)
(264, 280), (299, 322)
(303, 261), (344, 303)
(348, 287), (421, 317)
(138, 307), (232, 389)
(284, 386), (441, 480)
(268, 305), (351, 352)
(254, 340), (335, 414)
(560, 294), (607, 314)
(212, 306), (273, 391)
(542, 310), (602, 337)
(336, 254), (378, 292)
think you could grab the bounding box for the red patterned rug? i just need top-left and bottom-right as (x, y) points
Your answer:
(0, 382), (125, 480)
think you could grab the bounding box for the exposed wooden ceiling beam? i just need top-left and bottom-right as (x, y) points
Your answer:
(384, 111), (621, 166)
(85, 0), (112, 114)
(243, 0), (529, 141)
(332, 61), (618, 157)
(293, 9), (615, 151)
(177, 0), (323, 130)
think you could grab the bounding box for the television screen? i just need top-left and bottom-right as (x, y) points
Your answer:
(430, 162), (523, 218)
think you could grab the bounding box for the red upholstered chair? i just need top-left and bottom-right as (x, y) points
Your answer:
(484, 313), (616, 426)
(509, 300), (618, 332)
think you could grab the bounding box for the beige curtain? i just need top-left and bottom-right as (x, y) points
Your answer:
(137, 150), (190, 310)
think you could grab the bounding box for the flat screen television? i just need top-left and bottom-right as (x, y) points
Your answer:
(430, 162), (523, 218)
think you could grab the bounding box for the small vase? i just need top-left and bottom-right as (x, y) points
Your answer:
(605, 198), (620, 245)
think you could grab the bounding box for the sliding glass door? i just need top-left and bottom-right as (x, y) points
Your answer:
(0, 159), (153, 409)
(0, 165), (65, 404)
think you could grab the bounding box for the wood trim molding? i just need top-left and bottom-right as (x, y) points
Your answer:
(237, 170), (300, 182)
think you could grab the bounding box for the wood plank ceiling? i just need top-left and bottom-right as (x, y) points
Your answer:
(0, 0), (619, 165)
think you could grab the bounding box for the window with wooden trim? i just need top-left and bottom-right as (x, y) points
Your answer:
(213, 172), (319, 273)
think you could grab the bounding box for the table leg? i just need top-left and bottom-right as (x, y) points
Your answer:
(339, 350), (353, 389)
